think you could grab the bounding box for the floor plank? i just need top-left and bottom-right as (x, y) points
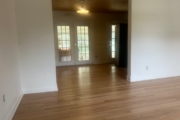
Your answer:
(13, 64), (180, 120)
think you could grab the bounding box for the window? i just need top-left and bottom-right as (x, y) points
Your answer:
(57, 26), (71, 62)
(111, 25), (116, 58)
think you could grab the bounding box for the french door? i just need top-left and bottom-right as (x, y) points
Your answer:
(55, 22), (92, 66)
(74, 25), (91, 65)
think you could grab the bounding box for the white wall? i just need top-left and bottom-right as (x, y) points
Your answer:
(15, 0), (58, 93)
(0, 0), (22, 120)
(129, 0), (180, 81)
(53, 11), (128, 65)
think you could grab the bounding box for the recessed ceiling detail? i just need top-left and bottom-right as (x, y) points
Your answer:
(52, 0), (128, 13)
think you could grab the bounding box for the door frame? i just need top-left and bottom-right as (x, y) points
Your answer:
(54, 21), (93, 66)
(73, 22), (93, 65)
(54, 21), (75, 66)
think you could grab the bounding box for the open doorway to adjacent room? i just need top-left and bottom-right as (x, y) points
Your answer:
(52, 0), (129, 89)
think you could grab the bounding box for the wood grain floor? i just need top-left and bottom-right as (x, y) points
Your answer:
(13, 64), (180, 120)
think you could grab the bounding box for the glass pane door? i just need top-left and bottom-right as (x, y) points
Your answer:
(75, 25), (91, 65)
(55, 24), (91, 66)
(111, 25), (116, 58)
(77, 26), (90, 61)
(57, 26), (72, 62)
(110, 24), (117, 63)
(56, 24), (75, 66)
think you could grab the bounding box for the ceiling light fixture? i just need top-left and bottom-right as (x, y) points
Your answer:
(77, 0), (89, 14)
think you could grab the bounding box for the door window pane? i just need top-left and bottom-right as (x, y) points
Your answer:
(112, 52), (115, 58)
(112, 46), (115, 51)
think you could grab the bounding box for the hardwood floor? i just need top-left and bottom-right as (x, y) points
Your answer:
(13, 64), (180, 120)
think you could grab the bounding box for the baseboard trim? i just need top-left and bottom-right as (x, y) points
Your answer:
(23, 87), (58, 94)
(130, 75), (180, 82)
(4, 94), (23, 120)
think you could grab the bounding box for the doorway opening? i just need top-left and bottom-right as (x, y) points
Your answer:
(52, 0), (129, 84)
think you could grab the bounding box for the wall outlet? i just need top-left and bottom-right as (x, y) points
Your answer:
(3, 94), (5, 102)
(146, 66), (149, 70)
